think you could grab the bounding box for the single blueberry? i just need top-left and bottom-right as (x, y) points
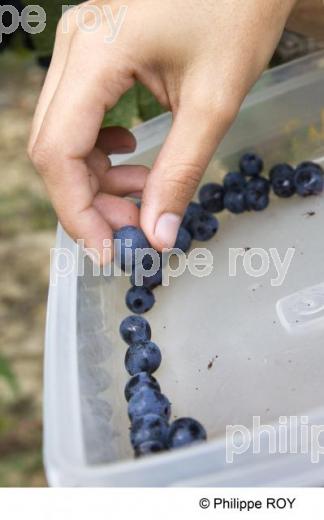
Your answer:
(198, 183), (224, 213)
(167, 417), (207, 449)
(130, 413), (169, 449)
(246, 176), (270, 194)
(223, 171), (247, 191)
(188, 211), (219, 241)
(134, 440), (165, 457)
(128, 387), (171, 421)
(182, 202), (203, 231)
(119, 315), (151, 345)
(245, 177), (270, 211)
(125, 341), (162, 376)
(224, 189), (247, 214)
(114, 226), (151, 271)
(130, 267), (163, 290)
(125, 372), (161, 402)
(126, 286), (155, 314)
(174, 226), (192, 252)
(294, 162), (324, 196)
(269, 164), (296, 198)
(239, 152), (264, 177)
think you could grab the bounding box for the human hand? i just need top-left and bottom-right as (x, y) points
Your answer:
(28, 0), (296, 263)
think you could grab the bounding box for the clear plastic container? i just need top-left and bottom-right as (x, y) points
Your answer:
(44, 52), (324, 487)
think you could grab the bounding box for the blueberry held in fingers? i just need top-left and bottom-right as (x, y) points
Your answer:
(114, 226), (151, 271)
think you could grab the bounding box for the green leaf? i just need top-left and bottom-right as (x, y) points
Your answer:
(0, 355), (18, 395)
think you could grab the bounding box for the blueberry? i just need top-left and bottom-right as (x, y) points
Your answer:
(126, 286), (155, 314)
(114, 226), (151, 271)
(245, 178), (270, 211)
(125, 341), (162, 375)
(182, 202), (203, 231)
(125, 372), (161, 402)
(198, 183), (224, 213)
(224, 189), (247, 214)
(188, 211), (219, 241)
(174, 226), (192, 252)
(130, 413), (169, 449)
(167, 418), (207, 449)
(134, 440), (165, 457)
(130, 268), (163, 290)
(239, 152), (263, 177)
(119, 315), (151, 345)
(223, 171), (246, 191)
(128, 387), (171, 421)
(294, 162), (324, 196)
(269, 164), (296, 198)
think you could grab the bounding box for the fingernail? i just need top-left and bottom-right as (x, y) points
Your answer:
(154, 212), (181, 249)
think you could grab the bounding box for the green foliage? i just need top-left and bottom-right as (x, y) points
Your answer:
(0, 355), (18, 395)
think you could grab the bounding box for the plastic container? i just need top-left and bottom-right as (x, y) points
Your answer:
(44, 51), (324, 487)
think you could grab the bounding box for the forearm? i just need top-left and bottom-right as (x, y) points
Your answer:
(287, 0), (324, 40)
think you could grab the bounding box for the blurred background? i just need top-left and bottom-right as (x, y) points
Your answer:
(0, 1), (323, 487)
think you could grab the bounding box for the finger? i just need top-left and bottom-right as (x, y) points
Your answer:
(140, 94), (237, 250)
(86, 147), (149, 196)
(29, 7), (78, 150)
(96, 126), (136, 155)
(31, 36), (134, 263)
(93, 193), (140, 230)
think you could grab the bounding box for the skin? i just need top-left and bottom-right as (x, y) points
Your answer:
(28, 0), (301, 263)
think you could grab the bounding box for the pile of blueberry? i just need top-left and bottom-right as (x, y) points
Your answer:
(115, 153), (323, 458)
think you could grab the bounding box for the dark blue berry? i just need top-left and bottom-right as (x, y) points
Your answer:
(126, 286), (155, 314)
(239, 152), (263, 177)
(174, 226), (192, 252)
(128, 388), (171, 421)
(119, 315), (151, 345)
(130, 268), (163, 290)
(245, 178), (270, 211)
(167, 417), (207, 449)
(188, 211), (219, 241)
(130, 413), (169, 449)
(125, 341), (162, 375)
(125, 372), (161, 402)
(114, 226), (150, 271)
(134, 440), (165, 457)
(269, 164), (296, 198)
(224, 189), (247, 214)
(294, 162), (324, 196)
(182, 202), (203, 231)
(223, 171), (246, 191)
(198, 183), (224, 213)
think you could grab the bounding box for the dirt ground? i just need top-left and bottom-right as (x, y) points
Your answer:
(0, 53), (56, 486)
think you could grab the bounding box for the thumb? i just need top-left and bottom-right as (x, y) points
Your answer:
(140, 97), (233, 250)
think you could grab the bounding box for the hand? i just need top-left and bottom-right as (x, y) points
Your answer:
(28, 0), (296, 263)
